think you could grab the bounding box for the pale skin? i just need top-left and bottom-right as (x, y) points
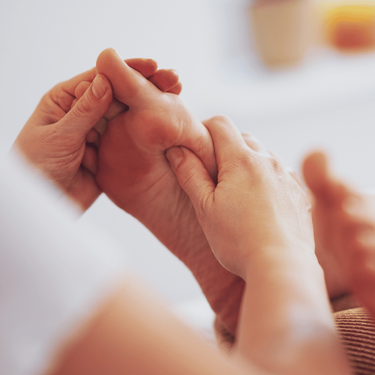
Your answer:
(15, 49), (353, 374)
(28, 84), (350, 374)
(166, 116), (352, 375)
(74, 48), (353, 342)
(14, 57), (260, 375)
(48, 277), (262, 375)
(91, 48), (244, 335)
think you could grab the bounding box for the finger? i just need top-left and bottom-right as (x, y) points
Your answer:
(60, 66), (97, 97)
(125, 58), (158, 78)
(75, 81), (91, 100)
(74, 60), (158, 97)
(302, 152), (329, 194)
(58, 74), (112, 138)
(202, 115), (249, 169)
(166, 147), (215, 217)
(148, 69), (180, 92)
(70, 98), (78, 109)
(82, 146), (98, 175)
(75, 83), (128, 122)
(168, 81), (182, 95)
(302, 151), (352, 206)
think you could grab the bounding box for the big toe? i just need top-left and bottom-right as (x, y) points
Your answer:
(96, 48), (149, 107)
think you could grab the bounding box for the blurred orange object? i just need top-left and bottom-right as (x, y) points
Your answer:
(322, 2), (375, 50)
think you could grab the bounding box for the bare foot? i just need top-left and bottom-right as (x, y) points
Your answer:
(95, 48), (244, 336)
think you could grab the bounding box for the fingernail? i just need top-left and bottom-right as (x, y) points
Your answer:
(92, 74), (108, 99)
(166, 147), (184, 170)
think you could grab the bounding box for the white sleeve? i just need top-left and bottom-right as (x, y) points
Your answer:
(0, 153), (126, 375)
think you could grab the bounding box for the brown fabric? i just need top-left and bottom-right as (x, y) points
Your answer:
(335, 308), (375, 375)
(331, 293), (360, 313)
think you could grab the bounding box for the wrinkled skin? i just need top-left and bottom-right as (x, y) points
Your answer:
(95, 48), (244, 335)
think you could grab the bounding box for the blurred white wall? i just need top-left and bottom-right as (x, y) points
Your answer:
(2, 0), (375, 305)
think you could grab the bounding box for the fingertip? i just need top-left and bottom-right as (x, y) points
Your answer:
(302, 151), (329, 192)
(92, 74), (112, 99)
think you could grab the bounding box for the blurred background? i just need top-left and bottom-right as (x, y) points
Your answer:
(2, 0), (375, 330)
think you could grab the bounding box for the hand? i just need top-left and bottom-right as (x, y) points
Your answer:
(167, 115), (314, 279)
(167, 118), (353, 375)
(14, 58), (177, 212)
(303, 151), (375, 312)
(94, 48), (244, 335)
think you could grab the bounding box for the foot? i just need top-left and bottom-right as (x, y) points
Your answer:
(95, 48), (244, 335)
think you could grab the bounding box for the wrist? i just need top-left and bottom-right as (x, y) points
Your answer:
(239, 240), (317, 282)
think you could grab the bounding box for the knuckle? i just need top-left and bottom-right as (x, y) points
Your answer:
(177, 161), (197, 188)
(74, 96), (94, 116)
(75, 81), (91, 98)
(267, 155), (284, 173)
(232, 149), (254, 170)
(51, 83), (72, 112)
(210, 114), (232, 125)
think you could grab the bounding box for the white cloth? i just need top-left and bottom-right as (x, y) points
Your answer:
(0, 153), (125, 375)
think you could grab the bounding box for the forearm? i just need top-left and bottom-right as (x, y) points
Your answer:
(235, 246), (352, 375)
(167, 221), (245, 336)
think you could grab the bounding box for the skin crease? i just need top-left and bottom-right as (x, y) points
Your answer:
(13, 58), (182, 212)
(166, 115), (314, 280)
(13, 50), (356, 374)
(83, 49), (355, 339)
(166, 117), (352, 375)
(94, 48), (244, 335)
(35, 47), (352, 344)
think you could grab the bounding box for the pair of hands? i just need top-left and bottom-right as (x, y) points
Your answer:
(15, 48), (314, 339)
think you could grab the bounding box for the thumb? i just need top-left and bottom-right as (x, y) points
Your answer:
(302, 152), (330, 196)
(303, 151), (351, 205)
(166, 147), (215, 217)
(58, 74), (112, 138)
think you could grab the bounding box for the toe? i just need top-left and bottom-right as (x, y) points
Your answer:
(125, 58), (158, 78)
(96, 48), (150, 106)
(149, 69), (180, 92)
